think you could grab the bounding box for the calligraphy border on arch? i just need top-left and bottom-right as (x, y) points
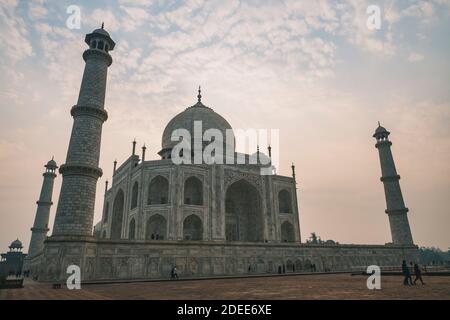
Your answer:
(223, 169), (265, 195)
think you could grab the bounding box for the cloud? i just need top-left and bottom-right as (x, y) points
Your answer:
(88, 8), (121, 32)
(408, 52), (424, 62)
(118, 0), (153, 7)
(1, 0), (450, 250)
(28, 2), (48, 20)
(0, 1), (33, 63)
(119, 5), (152, 32)
(32, 22), (84, 103)
(402, 1), (434, 20)
(336, 1), (397, 57)
(110, 40), (143, 77)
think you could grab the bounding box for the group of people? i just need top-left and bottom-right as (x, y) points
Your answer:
(402, 260), (425, 285)
(150, 234), (163, 240)
(170, 260), (426, 283)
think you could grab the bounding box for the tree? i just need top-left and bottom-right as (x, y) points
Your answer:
(419, 247), (447, 265)
(306, 232), (337, 245)
(308, 232), (318, 244)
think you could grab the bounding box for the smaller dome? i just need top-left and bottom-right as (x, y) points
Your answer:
(375, 125), (388, 134)
(373, 122), (390, 138)
(45, 157), (58, 169)
(46, 158), (57, 167)
(249, 151), (270, 165)
(85, 25), (116, 50)
(10, 239), (22, 249)
(93, 28), (110, 37)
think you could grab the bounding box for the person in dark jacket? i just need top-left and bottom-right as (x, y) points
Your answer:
(402, 260), (413, 285)
(413, 263), (425, 285)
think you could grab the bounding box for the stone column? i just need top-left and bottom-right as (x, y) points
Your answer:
(373, 124), (414, 245)
(27, 159), (58, 257)
(52, 27), (115, 237)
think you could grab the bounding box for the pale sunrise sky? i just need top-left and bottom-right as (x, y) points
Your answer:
(0, 0), (449, 252)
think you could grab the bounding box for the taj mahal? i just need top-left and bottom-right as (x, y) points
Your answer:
(23, 26), (418, 282)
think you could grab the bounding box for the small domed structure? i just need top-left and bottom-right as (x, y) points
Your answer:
(93, 27), (110, 37)
(46, 157), (58, 169)
(9, 239), (23, 250)
(373, 122), (390, 140)
(249, 150), (271, 165)
(44, 157), (58, 174)
(375, 125), (388, 134)
(85, 23), (116, 52)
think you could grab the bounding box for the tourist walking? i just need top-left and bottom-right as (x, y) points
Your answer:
(413, 263), (425, 285)
(409, 262), (416, 285)
(171, 266), (178, 280)
(401, 260), (413, 285)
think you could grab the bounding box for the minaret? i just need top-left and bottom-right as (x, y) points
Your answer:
(373, 123), (413, 245)
(52, 25), (115, 237)
(27, 158), (58, 257)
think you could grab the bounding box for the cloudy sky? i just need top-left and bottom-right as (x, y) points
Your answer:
(0, 0), (449, 252)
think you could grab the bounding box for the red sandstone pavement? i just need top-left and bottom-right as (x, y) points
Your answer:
(1, 274), (449, 300)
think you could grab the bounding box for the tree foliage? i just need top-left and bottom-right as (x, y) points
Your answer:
(305, 232), (337, 245)
(419, 247), (450, 265)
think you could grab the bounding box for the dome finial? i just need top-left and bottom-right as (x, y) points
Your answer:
(291, 162), (296, 181)
(132, 138), (137, 155)
(197, 85), (202, 102)
(101, 22), (104, 29)
(142, 143), (147, 162)
(378, 121), (381, 127)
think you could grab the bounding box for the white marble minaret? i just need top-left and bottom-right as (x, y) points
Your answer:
(373, 123), (414, 245)
(52, 25), (115, 237)
(27, 158), (58, 258)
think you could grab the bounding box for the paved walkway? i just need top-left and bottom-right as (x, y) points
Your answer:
(1, 274), (449, 300)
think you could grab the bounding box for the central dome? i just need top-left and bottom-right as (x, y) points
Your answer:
(160, 89), (233, 157)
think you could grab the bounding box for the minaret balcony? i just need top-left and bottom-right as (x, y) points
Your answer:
(59, 163), (103, 179)
(385, 208), (409, 215)
(380, 174), (401, 182)
(42, 171), (57, 178)
(70, 105), (108, 122)
(31, 227), (50, 233)
(375, 140), (393, 148)
(36, 200), (53, 206)
(82, 48), (113, 66)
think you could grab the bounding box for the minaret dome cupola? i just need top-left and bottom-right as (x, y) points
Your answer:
(373, 122), (390, 142)
(85, 23), (116, 53)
